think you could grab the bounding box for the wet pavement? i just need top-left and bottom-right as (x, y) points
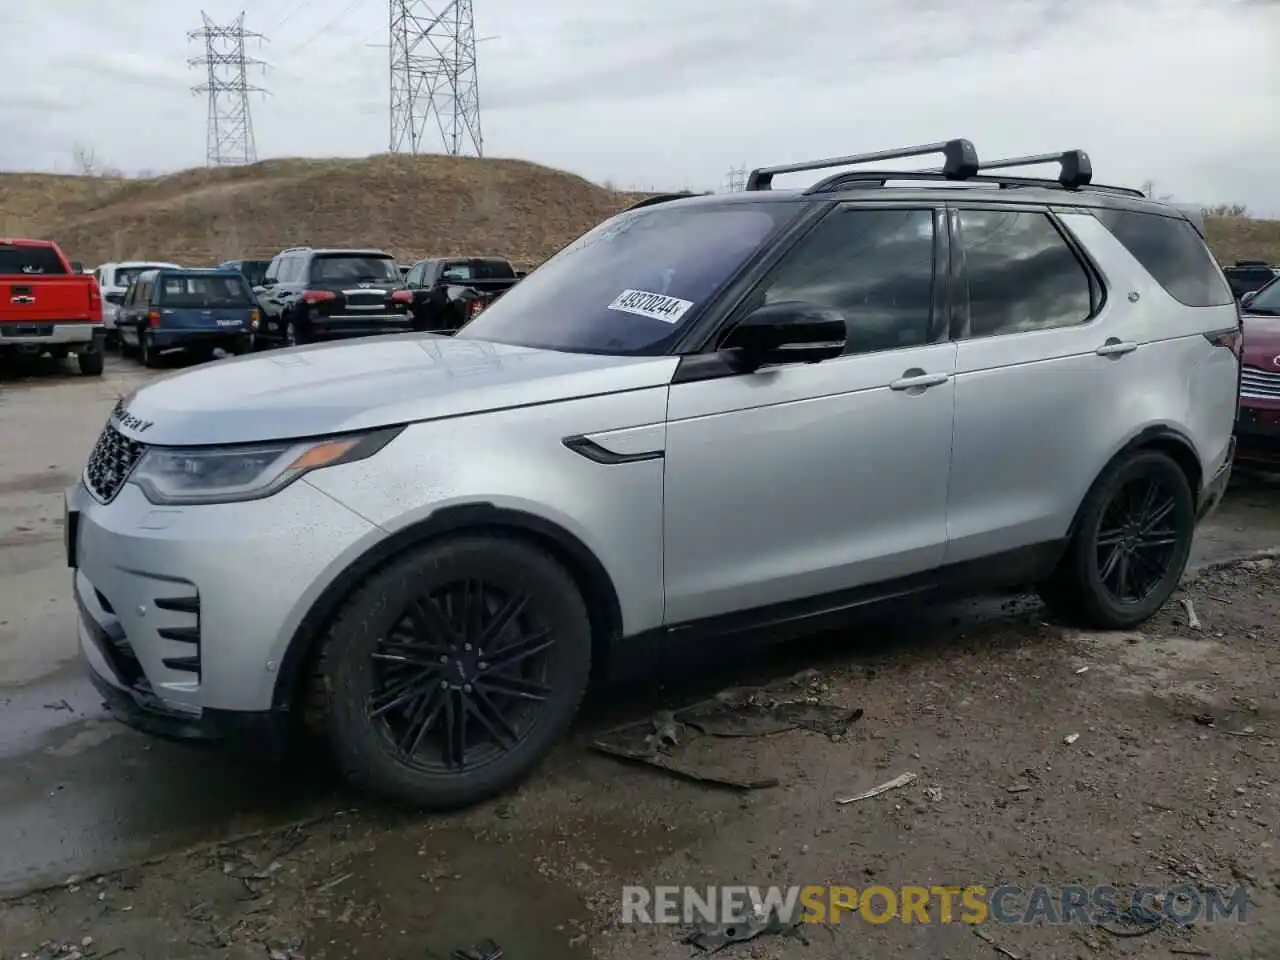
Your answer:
(3, 351), (1280, 903)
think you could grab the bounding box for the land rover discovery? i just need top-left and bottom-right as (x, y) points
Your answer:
(66, 141), (1239, 808)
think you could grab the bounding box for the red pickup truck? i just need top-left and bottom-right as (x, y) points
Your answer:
(0, 238), (105, 375)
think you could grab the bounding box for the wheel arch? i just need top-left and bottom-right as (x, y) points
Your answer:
(1065, 424), (1204, 543)
(271, 502), (625, 711)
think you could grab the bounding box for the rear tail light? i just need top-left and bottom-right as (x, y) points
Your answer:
(147, 311), (161, 327)
(391, 290), (414, 305)
(302, 290), (337, 304)
(249, 309), (260, 329)
(1204, 329), (1242, 358)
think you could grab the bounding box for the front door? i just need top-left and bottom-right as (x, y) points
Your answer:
(662, 205), (957, 625)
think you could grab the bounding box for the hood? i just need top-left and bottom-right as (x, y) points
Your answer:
(1242, 313), (1280, 370)
(112, 334), (677, 445)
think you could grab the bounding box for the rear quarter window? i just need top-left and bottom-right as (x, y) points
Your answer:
(1094, 209), (1232, 308)
(0, 245), (67, 275)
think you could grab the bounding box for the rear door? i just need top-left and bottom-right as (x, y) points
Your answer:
(942, 203), (1127, 565)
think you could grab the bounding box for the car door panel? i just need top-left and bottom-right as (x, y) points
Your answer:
(664, 341), (957, 623)
(944, 205), (1134, 564)
(662, 203), (956, 625)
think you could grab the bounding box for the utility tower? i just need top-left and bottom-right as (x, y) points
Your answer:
(724, 165), (747, 192)
(188, 12), (267, 166)
(388, 0), (483, 157)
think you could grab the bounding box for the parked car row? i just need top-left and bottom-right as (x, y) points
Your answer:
(95, 248), (524, 364)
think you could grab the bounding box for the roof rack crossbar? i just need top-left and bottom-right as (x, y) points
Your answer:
(745, 138), (978, 191)
(920, 150), (1095, 189)
(804, 169), (1145, 198)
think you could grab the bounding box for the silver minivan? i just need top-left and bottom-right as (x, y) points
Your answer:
(67, 142), (1239, 808)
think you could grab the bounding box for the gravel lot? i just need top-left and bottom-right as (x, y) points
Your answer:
(2, 350), (1279, 960)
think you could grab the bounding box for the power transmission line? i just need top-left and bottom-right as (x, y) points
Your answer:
(188, 11), (268, 166)
(388, 0), (483, 157)
(724, 165), (747, 192)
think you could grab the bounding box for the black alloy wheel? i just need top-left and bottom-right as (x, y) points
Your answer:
(1093, 475), (1182, 605)
(367, 579), (555, 772)
(320, 534), (592, 808)
(1039, 450), (1194, 629)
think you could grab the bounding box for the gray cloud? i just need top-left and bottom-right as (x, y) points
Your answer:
(1, 0), (1277, 214)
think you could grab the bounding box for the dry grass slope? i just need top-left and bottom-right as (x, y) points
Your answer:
(2, 154), (1278, 271)
(0, 155), (648, 270)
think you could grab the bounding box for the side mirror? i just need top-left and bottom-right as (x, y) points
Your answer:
(721, 300), (846, 371)
(70, 261), (84, 273)
(1241, 291), (1257, 309)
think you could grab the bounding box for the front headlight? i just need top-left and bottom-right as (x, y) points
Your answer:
(129, 426), (402, 505)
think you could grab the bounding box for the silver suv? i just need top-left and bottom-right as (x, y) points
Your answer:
(66, 141), (1240, 808)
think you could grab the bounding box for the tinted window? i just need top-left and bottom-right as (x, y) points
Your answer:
(309, 254), (399, 284)
(958, 210), (1093, 337)
(457, 203), (797, 355)
(157, 274), (253, 307)
(0, 245), (67, 275)
(1247, 278), (1280, 315)
(1095, 209), (1232, 307)
(740, 207), (936, 355)
(441, 259), (516, 281)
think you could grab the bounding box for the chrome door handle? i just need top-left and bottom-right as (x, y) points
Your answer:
(1095, 339), (1137, 357)
(890, 371), (950, 391)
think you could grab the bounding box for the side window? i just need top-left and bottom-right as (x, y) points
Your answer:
(1096, 209), (1233, 307)
(135, 280), (152, 305)
(283, 256), (305, 283)
(122, 283), (135, 306)
(956, 210), (1093, 338)
(406, 263), (425, 286)
(744, 207), (937, 356)
(264, 257), (279, 283)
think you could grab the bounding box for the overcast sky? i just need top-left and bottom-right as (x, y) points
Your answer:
(2, 0), (1278, 212)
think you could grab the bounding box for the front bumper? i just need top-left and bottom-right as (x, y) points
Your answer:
(0, 322), (100, 346)
(1233, 403), (1280, 465)
(67, 476), (379, 723)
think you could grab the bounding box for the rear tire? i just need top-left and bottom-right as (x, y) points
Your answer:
(140, 331), (159, 368)
(77, 348), (104, 376)
(316, 534), (592, 808)
(1038, 450), (1195, 629)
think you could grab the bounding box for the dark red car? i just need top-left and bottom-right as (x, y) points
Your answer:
(1237, 277), (1280, 465)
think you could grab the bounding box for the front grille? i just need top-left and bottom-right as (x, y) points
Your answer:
(85, 423), (147, 502)
(1241, 366), (1280, 400)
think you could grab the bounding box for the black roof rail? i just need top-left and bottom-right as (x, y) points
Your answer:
(745, 139), (978, 191)
(623, 191), (708, 212)
(803, 170), (1144, 198)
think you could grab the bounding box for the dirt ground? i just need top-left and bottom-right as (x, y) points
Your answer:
(4, 555), (1280, 960)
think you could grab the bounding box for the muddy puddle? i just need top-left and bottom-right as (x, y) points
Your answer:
(305, 814), (699, 959)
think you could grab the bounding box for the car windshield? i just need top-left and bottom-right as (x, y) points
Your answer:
(114, 266), (166, 288)
(309, 255), (399, 284)
(157, 274), (253, 307)
(455, 203), (797, 355)
(1247, 277), (1280, 315)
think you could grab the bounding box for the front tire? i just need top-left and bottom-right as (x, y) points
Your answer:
(1039, 450), (1195, 628)
(317, 534), (592, 808)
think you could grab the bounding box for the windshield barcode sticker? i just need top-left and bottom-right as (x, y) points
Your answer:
(607, 289), (693, 324)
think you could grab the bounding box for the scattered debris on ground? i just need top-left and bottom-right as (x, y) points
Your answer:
(5, 556), (1280, 958)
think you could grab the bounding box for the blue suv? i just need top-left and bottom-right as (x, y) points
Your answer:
(117, 268), (259, 366)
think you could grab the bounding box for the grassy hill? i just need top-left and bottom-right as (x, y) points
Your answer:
(2, 154), (1278, 271)
(0, 155), (646, 270)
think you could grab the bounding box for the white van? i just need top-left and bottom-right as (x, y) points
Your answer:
(95, 261), (181, 341)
